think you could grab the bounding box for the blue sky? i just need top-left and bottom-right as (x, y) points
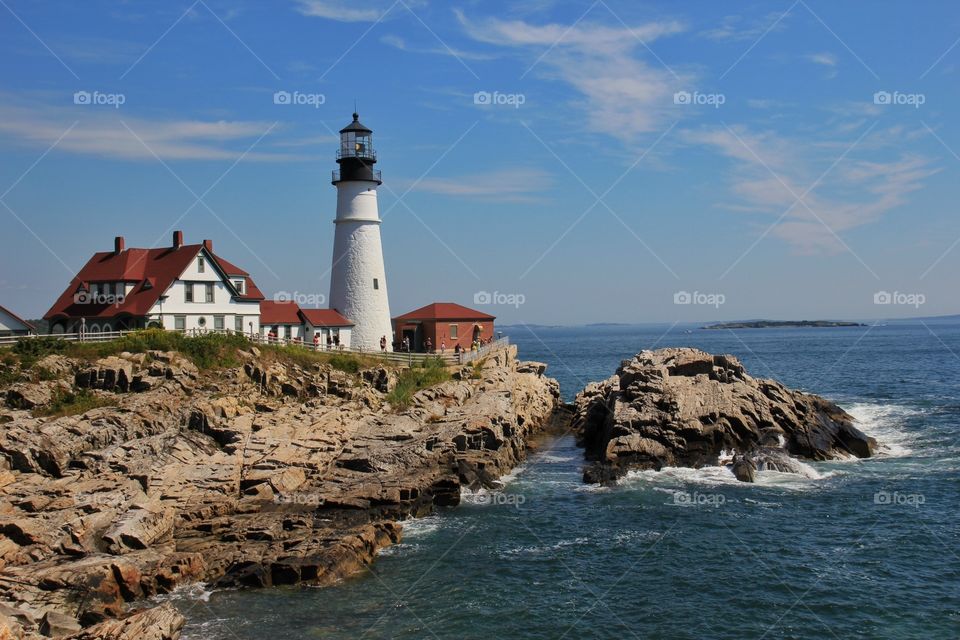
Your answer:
(1, 0), (958, 324)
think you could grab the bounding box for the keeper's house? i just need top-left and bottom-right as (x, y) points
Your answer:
(44, 231), (264, 335)
(0, 306), (35, 337)
(393, 302), (494, 352)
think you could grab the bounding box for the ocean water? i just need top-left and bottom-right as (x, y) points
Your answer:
(175, 323), (960, 639)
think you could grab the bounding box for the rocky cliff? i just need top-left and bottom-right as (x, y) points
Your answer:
(573, 348), (875, 484)
(0, 344), (559, 639)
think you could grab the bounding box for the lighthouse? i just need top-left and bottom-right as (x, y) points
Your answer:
(328, 113), (393, 350)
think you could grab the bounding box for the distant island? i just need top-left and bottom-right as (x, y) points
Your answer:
(703, 320), (867, 330)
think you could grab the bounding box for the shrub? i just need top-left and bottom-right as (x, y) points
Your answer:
(12, 337), (67, 367)
(387, 357), (451, 410)
(33, 388), (114, 418)
(65, 330), (250, 370)
(258, 344), (376, 374)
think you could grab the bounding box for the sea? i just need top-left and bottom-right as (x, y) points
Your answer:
(172, 322), (960, 639)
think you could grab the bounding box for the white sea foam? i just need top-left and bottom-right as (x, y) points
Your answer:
(534, 454), (576, 464)
(151, 581), (214, 603)
(623, 461), (835, 492)
(846, 402), (921, 458)
(499, 536), (590, 557)
(398, 514), (444, 538)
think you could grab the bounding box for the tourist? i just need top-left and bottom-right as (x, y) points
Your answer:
(425, 337), (432, 353)
(402, 336), (410, 352)
(313, 333), (320, 350)
(440, 340), (446, 353)
(380, 335), (387, 352)
(326, 334), (333, 351)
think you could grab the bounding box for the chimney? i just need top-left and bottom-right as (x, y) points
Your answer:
(173, 230), (183, 249)
(203, 239), (213, 252)
(114, 236), (125, 254)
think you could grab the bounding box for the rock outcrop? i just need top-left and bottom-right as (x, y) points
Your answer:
(573, 348), (875, 484)
(0, 345), (560, 639)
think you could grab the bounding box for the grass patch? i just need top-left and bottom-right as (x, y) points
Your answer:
(10, 330), (251, 371)
(12, 336), (67, 368)
(32, 388), (115, 418)
(469, 358), (487, 380)
(386, 357), (451, 410)
(258, 344), (382, 374)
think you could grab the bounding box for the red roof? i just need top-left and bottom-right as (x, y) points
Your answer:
(393, 302), (495, 322)
(44, 243), (264, 320)
(0, 305), (35, 331)
(260, 302), (353, 327)
(299, 308), (352, 327)
(259, 301), (303, 325)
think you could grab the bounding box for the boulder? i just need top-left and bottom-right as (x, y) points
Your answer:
(573, 348), (875, 484)
(39, 610), (82, 637)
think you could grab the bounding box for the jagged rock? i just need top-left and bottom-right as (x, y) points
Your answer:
(516, 361), (547, 376)
(64, 603), (183, 640)
(731, 455), (756, 483)
(34, 356), (75, 380)
(5, 383), (61, 410)
(102, 501), (174, 554)
(75, 358), (134, 393)
(0, 342), (561, 637)
(40, 610), (82, 637)
(574, 348), (875, 484)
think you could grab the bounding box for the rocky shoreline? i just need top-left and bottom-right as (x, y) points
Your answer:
(573, 348), (876, 484)
(0, 344), (560, 639)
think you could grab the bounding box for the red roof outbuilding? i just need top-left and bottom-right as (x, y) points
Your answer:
(393, 302), (495, 322)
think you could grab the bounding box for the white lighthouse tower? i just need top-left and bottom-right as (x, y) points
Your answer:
(328, 113), (393, 350)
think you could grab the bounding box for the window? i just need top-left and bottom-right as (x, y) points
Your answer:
(174, 316), (186, 331)
(373, 278), (379, 290)
(184, 283), (194, 303)
(197, 317), (207, 328)
(205, 283), (214, 303)
(450, 324), (458, 339)
(214, 316), (224, 331)
(233, 280), (244, 294)
(284, 326), (292, 340)
(197, 257), (205, 273)
(235, 315), (244, 332)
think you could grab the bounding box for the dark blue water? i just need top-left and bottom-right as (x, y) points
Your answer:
(175, 324), (960, 639)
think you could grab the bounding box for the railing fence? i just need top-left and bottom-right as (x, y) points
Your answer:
(0, 329), (511, 367)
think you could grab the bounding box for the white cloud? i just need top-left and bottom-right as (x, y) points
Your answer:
(456, 10), (688, 138)
(401, 167), (553, 203)
(701, 12), (790, 42)
(0, 100), (301, 162)
(380, 34), (494, 61)
(683, 125), (938, 253)
(807, 52), (838, 67)
(293, 0), (388, 22)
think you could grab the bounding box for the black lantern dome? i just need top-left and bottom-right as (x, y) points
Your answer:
(333, 113), (381, 184)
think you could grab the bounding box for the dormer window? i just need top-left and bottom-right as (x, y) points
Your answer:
(233, 279), (245, 294)
(197, 256), (205, 273)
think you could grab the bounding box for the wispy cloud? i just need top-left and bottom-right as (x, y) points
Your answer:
(380, 34), (494, 61)
(701, 12), (790, 42)
(456, 10), (688, 138)
(0, 99), (301, 162)
(293, 0), (420, 22)
(683, 125), (939, 253)
(807, 51), (837, 67)
(399, 167), (553, 203)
